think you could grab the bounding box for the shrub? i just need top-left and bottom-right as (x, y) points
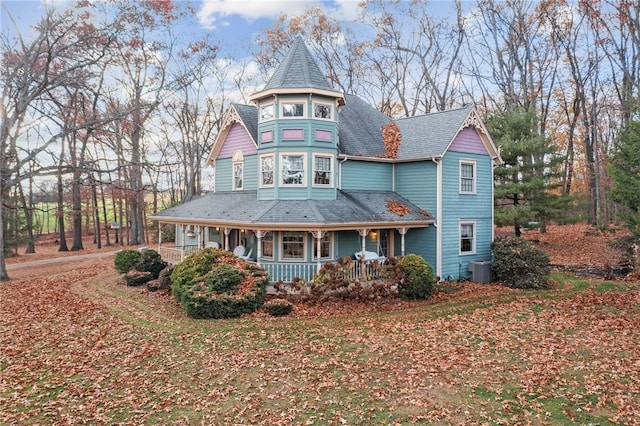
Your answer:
(135, 249), (167, 280)
(114, 250), (142, 274)
(170, 248), (267, 319)
(396, 254), (436, 299)
(124, 270), (152, 286)
(263, 298), (293, 317)
(492, 236), (552, 289)
(273, 256), (397, 303)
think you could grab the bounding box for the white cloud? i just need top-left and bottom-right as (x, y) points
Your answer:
(197, 0), (363, 29)
(198, 0), (320, 29)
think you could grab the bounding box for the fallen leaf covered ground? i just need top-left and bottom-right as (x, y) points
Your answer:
(1, 225), (639, 424)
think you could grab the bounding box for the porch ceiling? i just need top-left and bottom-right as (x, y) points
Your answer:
(150, 190), (434, 230)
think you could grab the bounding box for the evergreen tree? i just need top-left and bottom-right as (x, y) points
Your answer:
(488, 109), (567, 236)
(610, 120), (640, 237)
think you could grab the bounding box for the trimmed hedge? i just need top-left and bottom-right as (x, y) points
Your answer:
(396, 254), (436, 299)
(171, 248), (267, 319)
(492, 236), (551, 289)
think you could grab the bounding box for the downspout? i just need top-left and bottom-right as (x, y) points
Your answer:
(338, 157), (348, 189)
(433, 157), (443, 281)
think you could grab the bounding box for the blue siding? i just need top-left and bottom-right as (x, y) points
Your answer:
(394, 162), (437, 213)
(215, 158), (232, 191)
(340, 161), (393, 190)
(214, 155), (258, 191)
(440, 151), (494, 280)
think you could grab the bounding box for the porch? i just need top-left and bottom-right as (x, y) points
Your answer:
(157, 244), (385, 283)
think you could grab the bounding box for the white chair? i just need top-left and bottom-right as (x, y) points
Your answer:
(355, 250), (386, 264)
(205, 241), (220, 249)
(233, 245), (253, 260)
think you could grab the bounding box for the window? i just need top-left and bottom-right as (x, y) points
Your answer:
(282, 101), (305, 118)
(262, 232), (273, 258)
(281, 154), (305, 186)
(232, 151), (244, 190)
(313, 155), (332, 186)
(460, 160), (476, 194)
(260, 155), (274, 187)
(313, 103), (332, 119)
(313, 232), (332, 260)
(260, 104), (274, 121)
(282, 231), (305, 260)
(460, 222), (475, 254)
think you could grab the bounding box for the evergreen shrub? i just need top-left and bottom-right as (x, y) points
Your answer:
(135, 249), (167, 280)
(171, 248), (267, 319)
(263, 298), (294, 317)
(396, 254), (436, 299)
(492, 236), (552, 289)
(114, 250), (142, 274)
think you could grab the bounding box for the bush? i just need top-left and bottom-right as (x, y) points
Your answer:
(263, 298), (293, 317)
(135, 249), (167, 280)
(171, 248), (267, 319)
(492, 236), (551, 289)
(273, 256), (397, 303)
(114, 250), (142, 274)
(124, 270), (152, 286)
(396, 254), (436, 299)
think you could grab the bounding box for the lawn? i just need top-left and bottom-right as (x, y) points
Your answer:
(1, 252), (639, 425)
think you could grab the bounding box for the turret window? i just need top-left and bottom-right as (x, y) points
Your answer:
(313, 155), (332, 186)
(281, 153), (305, 186)
(260, 104), (274, 121)
(281, 101), (305, 118)
(313, 102), (333, 120)
(260, 155), (274, 187)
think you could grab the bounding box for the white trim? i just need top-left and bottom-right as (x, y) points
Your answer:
(280, 98), (307, 119)
(459, 159), (477, 194)
(312, 231), (333, 261)
(312, 153), (334, 187)
(279, 230), (307, 262)
(436, 158), (443, 279)
(279, 152), (307, 187)
(259, 154), (275, 188)
(459, 220), (477, 255)
(312, 101), (334, 120)
(259, 102), (275, 122)
(232, 151), (244, 191)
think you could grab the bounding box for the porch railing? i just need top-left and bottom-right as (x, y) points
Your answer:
(157, 245), (386, 283)
(158, 245), (199, 264)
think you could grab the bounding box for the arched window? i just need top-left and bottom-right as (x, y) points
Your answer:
(232, 151), (244, 190)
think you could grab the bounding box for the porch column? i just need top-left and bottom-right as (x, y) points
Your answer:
(223, 227), (231, 251)
(157, 225), (162, 249)
(254, 230), (268, 266)
(358, 228), (369, 254)
(197, 226), (202, 250)
(397, 227), (408, 256)
(311, 230), (326, 272)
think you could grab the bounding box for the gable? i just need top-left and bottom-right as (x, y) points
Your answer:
(448, 127), (488, 155)
(217, 123), (258, 159)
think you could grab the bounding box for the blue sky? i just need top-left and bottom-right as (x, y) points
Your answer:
(1, 0), (364, 53)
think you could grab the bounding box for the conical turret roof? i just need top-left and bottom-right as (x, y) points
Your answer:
(250, 36), (344, 104)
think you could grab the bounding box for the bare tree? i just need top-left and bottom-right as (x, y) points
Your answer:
(0, 2), (112, 280)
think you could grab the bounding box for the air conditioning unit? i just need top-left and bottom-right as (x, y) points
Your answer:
(469, 261), (492, 284)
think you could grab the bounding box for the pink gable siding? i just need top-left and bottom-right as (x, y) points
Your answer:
(218, 123), (257, 159)
(449, 127), (487, 155)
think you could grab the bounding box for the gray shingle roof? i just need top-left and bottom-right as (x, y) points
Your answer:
(232, 103), (258, 142)
(151, 190), (433, 227)
(337, 94), (391, 157)
(395, 106), (472, 160)
(263, 36), (335, 92)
